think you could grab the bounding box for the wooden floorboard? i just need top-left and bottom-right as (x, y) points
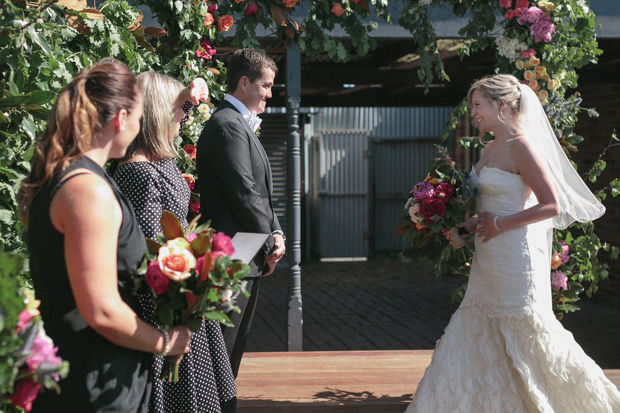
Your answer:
(236, 350), (620, 413)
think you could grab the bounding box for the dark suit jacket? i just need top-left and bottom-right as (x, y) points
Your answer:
(197, 100), (281, 277)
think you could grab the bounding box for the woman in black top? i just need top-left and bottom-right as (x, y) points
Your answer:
(18, 58), (191, 412)
(112, 72), (237, 413)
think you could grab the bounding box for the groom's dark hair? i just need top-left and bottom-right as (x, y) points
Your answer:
(226, 48), (278, 93)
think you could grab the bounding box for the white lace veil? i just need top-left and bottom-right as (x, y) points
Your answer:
(516, 84), (605, 229)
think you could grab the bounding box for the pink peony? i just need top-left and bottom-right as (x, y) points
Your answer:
(499, 0), (511, 7)
(551, 270), (568, 291)
(9, 378), (41, 412)
(211, 232), (235, 257)
(530, 15), (555, 42)
(518, 6), (545, 26)
(25, 335), (62, 374)
(145, 261), (170, 294)
(245, 2), (258, 16)
(521, 48), (536, 58)
(434, 183), (454, 202)
(411, 181), (435, 202)
(419, 198), (446, 224)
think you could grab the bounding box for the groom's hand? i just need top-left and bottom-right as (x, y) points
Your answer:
(261, 234), (286, 277)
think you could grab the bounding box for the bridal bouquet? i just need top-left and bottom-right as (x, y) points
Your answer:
(137, 211), (250, 381)
(398, 146), (477, 261)
(1, 254), (69, 413)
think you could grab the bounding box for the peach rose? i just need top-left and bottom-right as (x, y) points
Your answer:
(551, 252), (563, 270)
(158, 238), (196, 281)
(217, 15), (234, 32)
(203, 12), (214, 27)
(331, 3), (345, 16)
(523, 70), (536, 81)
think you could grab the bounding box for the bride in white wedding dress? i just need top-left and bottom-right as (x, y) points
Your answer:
(405, 75), (620, 412)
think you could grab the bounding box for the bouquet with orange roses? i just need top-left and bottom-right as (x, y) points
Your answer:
(136, 211), (250, 382)
(398, 146), (477, 262)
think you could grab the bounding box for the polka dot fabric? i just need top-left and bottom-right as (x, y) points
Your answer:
(113, 158), (237, 413)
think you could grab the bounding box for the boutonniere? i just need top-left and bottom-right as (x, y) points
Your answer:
(255, 126), (261, 138)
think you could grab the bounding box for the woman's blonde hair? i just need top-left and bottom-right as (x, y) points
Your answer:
(18, 57), (138, 226)
(467, 74), (521, 115)
(123, 72), (184, 161)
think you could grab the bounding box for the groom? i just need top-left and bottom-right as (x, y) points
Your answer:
(196, 48), (286, 379)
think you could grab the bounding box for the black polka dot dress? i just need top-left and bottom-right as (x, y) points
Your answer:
(113, 158), (237, 413)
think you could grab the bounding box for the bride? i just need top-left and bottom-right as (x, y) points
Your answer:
(405, 74), (620, 412)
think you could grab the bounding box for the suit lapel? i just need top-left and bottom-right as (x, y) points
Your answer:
(219, 101), (273, 196)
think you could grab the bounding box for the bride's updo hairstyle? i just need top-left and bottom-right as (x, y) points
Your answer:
(18, 57), (138, 226)
(467, 74), (521, 116)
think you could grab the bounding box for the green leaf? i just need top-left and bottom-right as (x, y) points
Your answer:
(26, 25), (52, 55)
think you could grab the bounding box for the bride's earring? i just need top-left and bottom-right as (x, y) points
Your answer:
(499, 110), (503, 116)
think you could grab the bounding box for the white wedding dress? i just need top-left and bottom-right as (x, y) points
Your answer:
(406, 166), (620, 412)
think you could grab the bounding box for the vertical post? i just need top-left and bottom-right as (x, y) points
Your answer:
(286, 44), (303, 351)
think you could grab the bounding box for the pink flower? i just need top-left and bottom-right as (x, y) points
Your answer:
(434, 183), (454, 202)
(211, 232), (235, 257)
(530, 15), (555, 42)
(411, 181), (434, 202)
(25, 335), (62, 374)
(559, 241), (570, 264)
(419, 198), (446, 224)
(513, 7), (523, 17)
(515, 0), (529, 8)
(190, 198), (200, 213)
(521, 48), (536, 58)
(186, 232), (198, 243)
(145, 261), (170, 294)
(505, 9), (515, 19)
(245, 2), (258, 16)
(196, 39), (216, 60)
(16, 310), (32, 332)
(9, 378), (41, 412)
(207, 2), (217, 14)
(551, 270), (568, 291)
(331, 3), (345, 16)
(499, 0), (511, 7)
(518, 6), (545, 26)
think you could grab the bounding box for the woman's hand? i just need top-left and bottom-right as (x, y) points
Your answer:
(188, 78), (209, 105)
(476, 212), (502, 242)
(166, 326), (192, 356)
(461, 214), (478, 235)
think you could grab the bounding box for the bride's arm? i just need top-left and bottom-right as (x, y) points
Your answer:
(478, 138), (560, 241)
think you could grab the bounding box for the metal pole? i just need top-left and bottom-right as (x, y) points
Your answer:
(286, 44), (303, 351)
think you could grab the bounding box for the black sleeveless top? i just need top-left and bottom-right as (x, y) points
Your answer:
(28, 156), (151, 413)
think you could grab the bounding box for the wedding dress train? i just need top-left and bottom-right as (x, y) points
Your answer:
(406, 167), (620, 413)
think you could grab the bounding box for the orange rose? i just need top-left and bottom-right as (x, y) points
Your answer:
(551, 252), (563, 270)
(183, 143), (196, 159)
(331, 3), (345, 16)
(528, 79), (540, 91)
(217, 15), (234, 32)
(528, 56), (541, 66)
(523, 70), (536, 81)
(203, 12), (214, 27)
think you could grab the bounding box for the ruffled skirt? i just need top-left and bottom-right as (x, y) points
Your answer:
(405, 303), (620, 412)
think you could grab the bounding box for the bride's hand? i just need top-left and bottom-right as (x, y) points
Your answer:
(476, 212), (501, 242)
(459, 215), (477, 236)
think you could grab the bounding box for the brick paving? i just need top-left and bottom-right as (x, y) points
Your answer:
(246, 255), (620, 369)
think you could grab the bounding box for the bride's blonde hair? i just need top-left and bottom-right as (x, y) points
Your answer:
(467, 74), (522, 144)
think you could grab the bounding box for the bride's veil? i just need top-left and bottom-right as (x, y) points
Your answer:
(516, 84), (605, 229)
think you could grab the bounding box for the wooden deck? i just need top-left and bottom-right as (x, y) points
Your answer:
(236, 350), (620, 413)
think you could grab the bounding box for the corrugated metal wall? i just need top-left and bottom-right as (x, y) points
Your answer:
(317, 130), (369, 258)
(372, 139), (441, 250)
(309, 107), (452, 257)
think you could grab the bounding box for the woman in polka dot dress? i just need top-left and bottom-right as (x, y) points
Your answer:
(111, 72), (237, 413)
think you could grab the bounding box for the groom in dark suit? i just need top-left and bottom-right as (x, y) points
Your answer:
(197, 48), (286, 380)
